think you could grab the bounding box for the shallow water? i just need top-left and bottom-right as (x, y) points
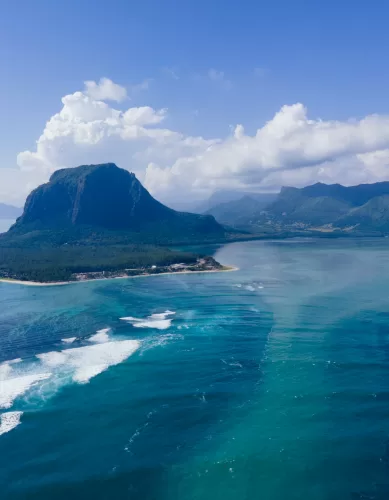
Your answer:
(1, 238), (389, 499)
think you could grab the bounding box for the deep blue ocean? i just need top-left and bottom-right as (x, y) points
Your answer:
(1, 239), (389, 499)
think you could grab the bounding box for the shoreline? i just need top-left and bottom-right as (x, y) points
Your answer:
(0, 266), (239, 287)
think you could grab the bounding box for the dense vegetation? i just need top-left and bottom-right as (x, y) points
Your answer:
(2, 221), (229, 248)
(0, 244), (198, 282)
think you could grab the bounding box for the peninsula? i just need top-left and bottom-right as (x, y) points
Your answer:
(0, 163), (236, 283)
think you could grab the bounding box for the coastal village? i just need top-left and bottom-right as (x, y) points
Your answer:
(71, 257), (225, 283)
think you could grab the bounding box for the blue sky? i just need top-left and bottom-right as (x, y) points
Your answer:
(2, 0), (389, 205)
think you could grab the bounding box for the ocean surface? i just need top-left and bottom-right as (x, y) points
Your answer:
(1, 238), (389, 499)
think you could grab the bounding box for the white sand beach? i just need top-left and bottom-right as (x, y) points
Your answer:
(0, 266), (238, 287)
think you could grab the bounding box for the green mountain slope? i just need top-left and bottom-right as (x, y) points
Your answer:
(268, 191), (352, 225)
(265, 181), (389, 233)
(337, 195), (389, 230)
(210, 181), (389, 235)
(205, 193), (277, 227)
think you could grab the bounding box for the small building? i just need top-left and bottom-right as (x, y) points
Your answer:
(170, 263), (186, 270)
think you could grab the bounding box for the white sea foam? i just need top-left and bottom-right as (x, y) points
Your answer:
(245, 285), (256, 292)
(0, 358), (22, 379)
(36, 351), (67, 367)
(141, 333), (184, 351)
(88, 328), (111, 344)
(133, 319), (172, 330)
(38, 340), (140, 384)
(61, 337), (76, 344)
(151, 310), (176, 319)
(0, 372), (51, 409)
(120, 310), (175, 330)
(229, 361), (243, 368)
(0, 363), (12, 380)
(8, 358), (22, 364)
(0, 411), (23, 436)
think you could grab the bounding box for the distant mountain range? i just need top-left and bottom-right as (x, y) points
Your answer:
(0, 203), (22, 219)
(167, 189), (275, 213)
(267, 182), (389, 233)
(206, 181), (389, 235)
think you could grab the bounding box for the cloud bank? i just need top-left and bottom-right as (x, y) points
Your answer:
(4, 77), (389, 206)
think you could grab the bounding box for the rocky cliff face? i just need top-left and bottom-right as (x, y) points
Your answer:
(17, 163), (173, 230)
(12, 163), (224, 241)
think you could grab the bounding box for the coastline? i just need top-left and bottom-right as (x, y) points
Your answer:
(0, 266), (239, 287)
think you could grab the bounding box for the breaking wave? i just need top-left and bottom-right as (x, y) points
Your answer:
(37, 339), (140, 384)
(0, 328), (140, 436)
(0, 311), (181, 438)
(0, 411), (23, 436)
(120, 310), (176, 330)
(0, 370), (51, 409)
(88, 328), (111, 344)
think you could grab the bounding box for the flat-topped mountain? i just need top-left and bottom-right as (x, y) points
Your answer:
(16, 163), (172, 229)
(9, 163), (225, 244)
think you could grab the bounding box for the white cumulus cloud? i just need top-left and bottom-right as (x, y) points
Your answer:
(145, 103), (389, 202)
(84, 77), (127, 102)
(3, 78), (389, 207)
